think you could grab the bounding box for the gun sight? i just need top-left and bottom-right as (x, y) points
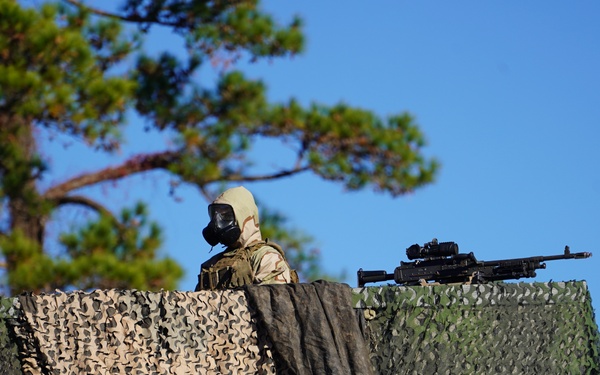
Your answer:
(406, 240), (459, 260)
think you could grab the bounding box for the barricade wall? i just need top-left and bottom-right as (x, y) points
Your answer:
(1, 281), (598, 374)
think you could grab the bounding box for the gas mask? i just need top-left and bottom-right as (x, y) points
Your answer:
(202, 203), (241, 247)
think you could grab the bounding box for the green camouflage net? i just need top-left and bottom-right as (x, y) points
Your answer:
(0, 297), (22, 375)
(353, 281), (600, 374)
(0, 281), (598, 375)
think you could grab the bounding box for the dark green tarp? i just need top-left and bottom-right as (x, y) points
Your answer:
(244, 281), (374, 375)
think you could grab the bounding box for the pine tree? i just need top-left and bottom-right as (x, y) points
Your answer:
(0, 0), (438, 294)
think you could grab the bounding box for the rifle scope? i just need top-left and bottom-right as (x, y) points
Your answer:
(406, 240), (459, 260)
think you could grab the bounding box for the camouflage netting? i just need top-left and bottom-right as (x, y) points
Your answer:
(12, 289), (277, 374)
(0, 297), (22, 374)
(353, 281), (600, 374)
(0, 281), (598, 375)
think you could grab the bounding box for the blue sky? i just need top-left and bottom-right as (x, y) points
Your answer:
(42, 2), (599, 311)
(226, 1), (600, 305)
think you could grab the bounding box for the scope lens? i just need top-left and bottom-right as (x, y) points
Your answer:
(406, 244), (423, 260)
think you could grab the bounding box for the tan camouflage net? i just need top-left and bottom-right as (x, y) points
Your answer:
(14, 290), (276, 375)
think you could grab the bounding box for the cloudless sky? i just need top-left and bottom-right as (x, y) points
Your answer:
(42, 2), (600, 312)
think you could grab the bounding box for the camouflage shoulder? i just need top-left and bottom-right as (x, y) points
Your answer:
(263, 239), (285, 256)
(250, 244), (281, 260)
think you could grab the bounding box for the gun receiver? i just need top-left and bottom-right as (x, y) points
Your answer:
(357, 239), (592, 287)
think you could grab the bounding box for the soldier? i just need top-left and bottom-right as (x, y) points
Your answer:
(195, 186), (298, 291)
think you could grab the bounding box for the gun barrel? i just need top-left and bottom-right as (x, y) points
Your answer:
(357, 268), (394, 287)
(540, 251), (592, 261)
(483, 250), (592, 267)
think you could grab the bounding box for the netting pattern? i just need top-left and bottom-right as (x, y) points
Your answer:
(1, 281), (598, 375)
(353, 281), (600, 374)
(12, 290), (276, 375)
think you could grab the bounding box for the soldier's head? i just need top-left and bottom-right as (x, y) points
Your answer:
(202, 186), (261, 248)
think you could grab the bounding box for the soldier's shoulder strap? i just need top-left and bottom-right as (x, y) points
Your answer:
(245, 239), (282, 255)
(247, 239), (299, 283)
(263, 239), (285, 256)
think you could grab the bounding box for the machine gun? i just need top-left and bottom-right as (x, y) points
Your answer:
(357, 239), (592, 287)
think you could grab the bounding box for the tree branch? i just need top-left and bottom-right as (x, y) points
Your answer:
(192, 164), (311, 205)
(54, 194), (114, 218)
(44, 151), (179, 199)
(62, 0), (180, 27)
(51, 196), (139, 271)
(53, 195), (125, 230)
(217, 165), (311, 183)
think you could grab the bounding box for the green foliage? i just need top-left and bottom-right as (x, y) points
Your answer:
(1, 230), (57, 292)
(0, 128), (47, 208)
(0, 204), (181, 292)
(0, 0), (136, 151)
(120, 0), (304, 58)
(0, 0), (438, 294)
(264, 103), (439, 195)
(57, 203), (182, 290)
(0, 0), (148, 294)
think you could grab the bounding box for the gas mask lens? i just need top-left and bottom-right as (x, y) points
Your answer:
(208, 204), (236, 229)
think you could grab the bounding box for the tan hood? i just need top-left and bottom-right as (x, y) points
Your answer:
(213, 186), (262, 248)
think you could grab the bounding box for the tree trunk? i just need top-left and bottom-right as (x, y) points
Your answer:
(0, 116), (48, 294)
